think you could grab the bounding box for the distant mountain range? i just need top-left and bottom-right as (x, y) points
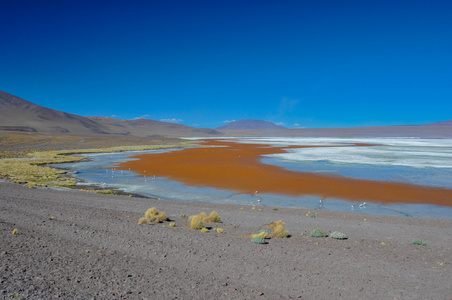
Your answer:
(426, 120), (452, 126)
(215, 119), (286, 130)
(0, 91), (220, 137)
(1, 90), (451, 138)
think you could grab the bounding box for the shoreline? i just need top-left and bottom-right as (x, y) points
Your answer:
(1, 181), (451, 299)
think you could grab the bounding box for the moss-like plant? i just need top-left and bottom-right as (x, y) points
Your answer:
(216, 228), (224, 233)
(310, 228), (328, 237)
(201, 227), (209, 233)
(12, 228), (18, 235)
(149, 217), (157, 223)
(251, 237), (267, 244)
(189, 215), (204, 230)
(330, 231), (347, 239)
(411, 238), (427, 246)
(169, 222), (176, 227)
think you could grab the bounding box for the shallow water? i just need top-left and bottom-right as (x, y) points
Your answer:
(56, 138), (452, 219)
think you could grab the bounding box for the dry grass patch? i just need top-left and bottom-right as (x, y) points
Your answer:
(0, 137), (198, 188)
(138, 207), (169, 225)
(189, 215), (205, 230)
(145, 207), (159, 219)
(266, 220), (289, 238)
(203, 211), (221, 223)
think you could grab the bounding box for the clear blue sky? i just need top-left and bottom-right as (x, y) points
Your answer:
(1, 0), (451, 128)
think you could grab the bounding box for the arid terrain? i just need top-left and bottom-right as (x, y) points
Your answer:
(1, 182), (451, 299)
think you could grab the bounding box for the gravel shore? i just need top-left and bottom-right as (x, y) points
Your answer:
(1, 182), (451, 299)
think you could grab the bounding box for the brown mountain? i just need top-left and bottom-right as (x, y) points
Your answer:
(86, 116), (221, 137)
(0, 90), (221, 137)
(219, 124), (452, 138)
(216, 119), (286, 130)
(423, 120), (452, 126)
(216, 119), (452, 138)
(0, 90), (109, 134)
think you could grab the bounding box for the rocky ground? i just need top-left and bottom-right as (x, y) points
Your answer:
(1, 182), (451, 299)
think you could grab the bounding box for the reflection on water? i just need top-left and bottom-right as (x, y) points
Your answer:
(56, 138), (452, 219)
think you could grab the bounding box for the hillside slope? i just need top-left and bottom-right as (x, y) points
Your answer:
(0, 90), (110, 134)
(86, 117), (221, 137)
(0, 91), (221, 137)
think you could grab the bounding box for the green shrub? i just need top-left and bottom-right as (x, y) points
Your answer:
(251, 237), (267, 244)
(310, 228), (328, 237)
(330, 231), (347, 239)
(410, 238), (427, 246)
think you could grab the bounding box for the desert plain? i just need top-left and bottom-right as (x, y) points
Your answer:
(1, 132), (451, 299)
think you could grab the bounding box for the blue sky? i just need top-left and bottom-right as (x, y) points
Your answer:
(1, 0), (451, 128)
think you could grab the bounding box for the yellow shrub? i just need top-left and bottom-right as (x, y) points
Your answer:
(268, 220), (289, 238)
(189, 215), (204, 230)
(138, 217), (149, 225)
(145, 207), (159, 219)
(204, 211), (221, 223)
(156, 211), (167, 222)
(251, 231), (268, 239)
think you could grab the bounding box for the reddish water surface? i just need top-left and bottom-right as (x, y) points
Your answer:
(118, 139), (452, 207)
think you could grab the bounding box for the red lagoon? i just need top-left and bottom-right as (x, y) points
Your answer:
(118, 139), (452, 207)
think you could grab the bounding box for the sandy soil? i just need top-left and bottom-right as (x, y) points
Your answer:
(1, 181), (451, 299)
